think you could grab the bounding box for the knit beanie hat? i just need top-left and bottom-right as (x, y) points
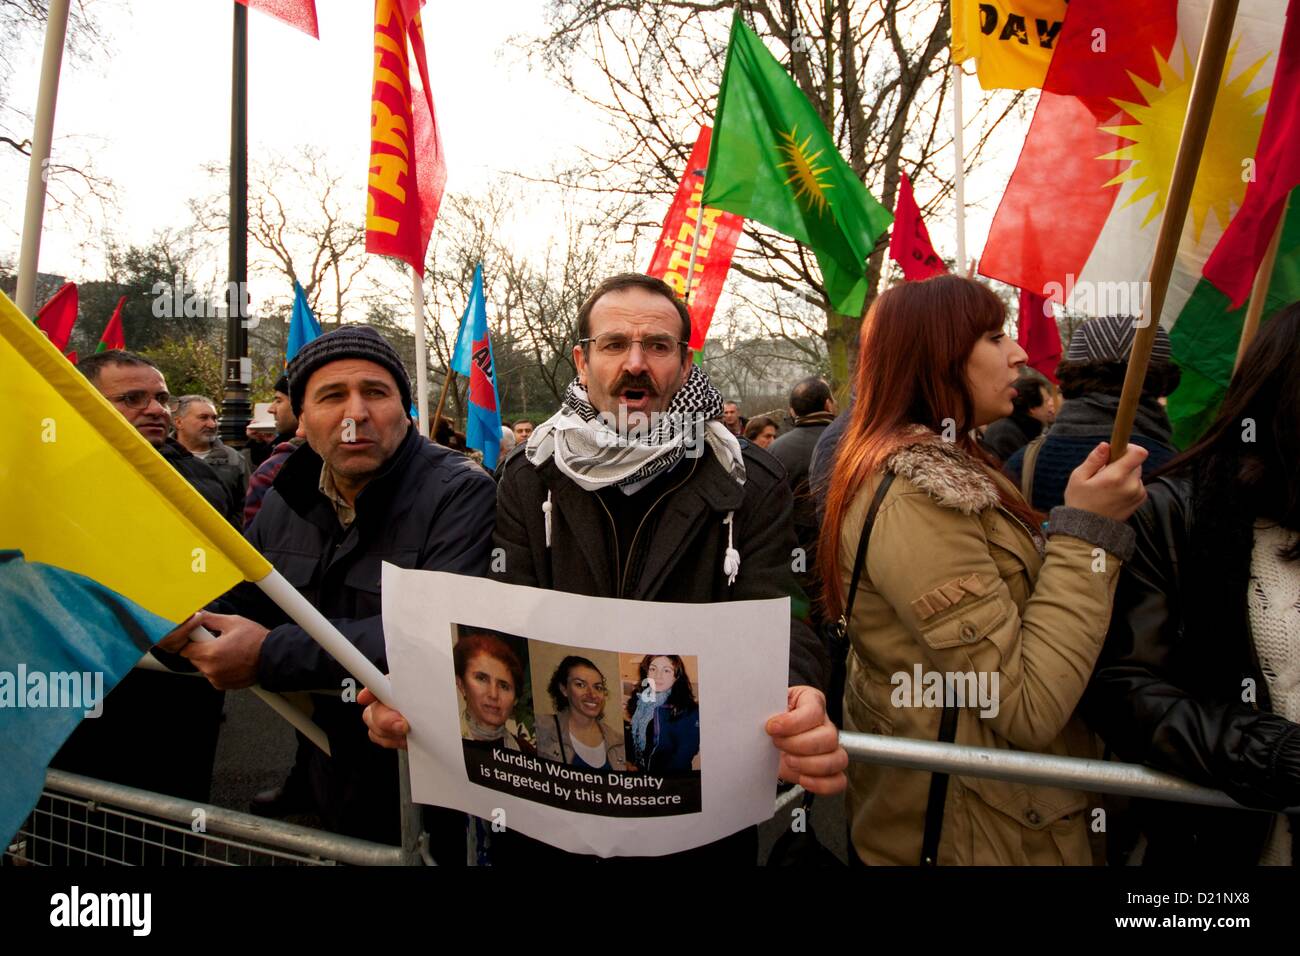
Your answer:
(273, 373), (289, 396)
(287, 325), (412, 416)
(1064, 314), (1172, 364)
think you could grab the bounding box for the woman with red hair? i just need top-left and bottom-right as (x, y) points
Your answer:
(819, 275), (1147, 866)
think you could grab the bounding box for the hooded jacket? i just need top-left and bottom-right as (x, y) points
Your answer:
(838, 432), (1134, 865)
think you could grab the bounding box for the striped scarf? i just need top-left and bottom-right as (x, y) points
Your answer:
(525, 365), (746, 492)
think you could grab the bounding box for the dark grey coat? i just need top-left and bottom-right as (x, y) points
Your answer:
(212, 425), (497, 841)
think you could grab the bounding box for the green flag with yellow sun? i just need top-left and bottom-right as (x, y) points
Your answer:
(703, 12), (892, 317)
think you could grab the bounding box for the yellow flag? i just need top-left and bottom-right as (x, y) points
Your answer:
(952, 0), (1069, 91)
(0, 290), (272, 622)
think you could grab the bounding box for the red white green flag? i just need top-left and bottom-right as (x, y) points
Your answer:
(981, 0), (1287, 326)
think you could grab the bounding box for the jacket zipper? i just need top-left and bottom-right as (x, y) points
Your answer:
(594, 494), (622, 599)
(618, 456), (700, 598)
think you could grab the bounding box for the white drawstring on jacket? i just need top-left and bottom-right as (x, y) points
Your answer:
(542, 491), (741, 587)
(723, 511), (741, 586)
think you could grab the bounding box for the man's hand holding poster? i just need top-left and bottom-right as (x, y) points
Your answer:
(381, 567), (788, 858)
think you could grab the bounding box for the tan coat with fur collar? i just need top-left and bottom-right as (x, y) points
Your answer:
(840, 434), (1123, 865)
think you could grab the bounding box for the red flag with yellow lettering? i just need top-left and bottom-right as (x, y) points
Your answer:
(366, 0), (446, 275)
(646, 127), (744, 352)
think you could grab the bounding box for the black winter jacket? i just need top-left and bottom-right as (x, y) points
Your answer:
(213, 425), (497, 840)
(1083, 476), (1300, 865)
(160, 438), (240, 527)
(770, 414), (835, 623)
(493, 443), (828, 691)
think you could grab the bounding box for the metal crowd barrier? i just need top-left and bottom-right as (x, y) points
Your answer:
(9, 735), (1287, 868)
(838, 731), (1299, 812)
(4, 769), (420, 867)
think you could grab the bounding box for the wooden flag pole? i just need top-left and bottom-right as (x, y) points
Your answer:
(1233, 196), (1288, 372)
(15, 0), (71, 316)
(430, 367), (455, 436)
(1109, 0), (1240, 460)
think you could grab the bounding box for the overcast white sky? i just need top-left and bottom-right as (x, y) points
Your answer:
(1, 1), (587, 276)
(2, 1), (1014, 312)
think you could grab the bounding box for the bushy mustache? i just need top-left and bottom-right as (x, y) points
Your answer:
(612, 372), (657, 395)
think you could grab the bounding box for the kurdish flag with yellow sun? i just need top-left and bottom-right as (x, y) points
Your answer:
(703, 12), (892, 316)
(980, 0), (1287, 330)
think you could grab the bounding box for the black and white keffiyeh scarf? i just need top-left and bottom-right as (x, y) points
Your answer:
(525, 365), (746, 492)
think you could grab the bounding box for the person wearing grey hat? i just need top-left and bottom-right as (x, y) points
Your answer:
(159, 322), (498, 845)
(1004, 314), (1181, 513)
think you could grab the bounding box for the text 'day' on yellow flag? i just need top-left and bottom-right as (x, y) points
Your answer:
(952, 0), (1069, 90)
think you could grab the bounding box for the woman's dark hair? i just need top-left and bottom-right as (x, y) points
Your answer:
(547, 656), (605, 713)
(624, 654), (697, 719)
(1055, 357), (1182, 400)
(1158, 302), (1300, 563)
(454, 631), (525, 696)
(743, 415), (778, 441)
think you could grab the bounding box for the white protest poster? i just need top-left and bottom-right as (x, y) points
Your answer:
(381, 566), (789, 858)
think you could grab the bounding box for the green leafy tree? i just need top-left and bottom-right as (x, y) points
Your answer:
(140, 336), (224, 405)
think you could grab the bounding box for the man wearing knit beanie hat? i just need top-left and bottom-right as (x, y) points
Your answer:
(161, 322), (497, 843)
(286, 325), (413, 418)
(1004, 314), (1181, 513)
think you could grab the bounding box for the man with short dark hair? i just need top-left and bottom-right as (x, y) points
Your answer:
(1005, 316), (1180, 511)
(511, 419), (535, 444)
(721, 399), (744, 436)
(243, 374), (302, 529)
(161, 326), (497, 842)
(768, 376), (837, 626)
(174, 394), (250, 508)
(362, 273), (845, 864)
(75, 351), (238, 523)
(980, 367), (1055, 463)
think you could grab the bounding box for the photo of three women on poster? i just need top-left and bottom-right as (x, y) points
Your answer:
(453, 624), (701, 776)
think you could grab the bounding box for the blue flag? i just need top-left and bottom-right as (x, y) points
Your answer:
(0, 551), (174, 845)
(285, 281), (322, 365)
(452, 265), (502, 470)
(451, 265), (485, 377)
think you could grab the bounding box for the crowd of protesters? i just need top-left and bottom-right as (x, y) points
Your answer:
(54, 271), (1299, 867)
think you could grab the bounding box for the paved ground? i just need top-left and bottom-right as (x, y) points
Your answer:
(212, 687), (850, 863)
(209, 689), (321, 828)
